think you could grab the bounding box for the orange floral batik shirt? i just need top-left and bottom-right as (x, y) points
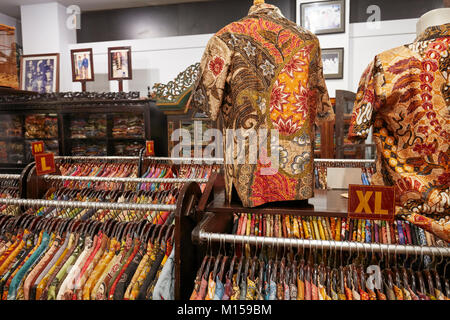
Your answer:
(191, 3), (334, 207)
(348, 24), (450, 241)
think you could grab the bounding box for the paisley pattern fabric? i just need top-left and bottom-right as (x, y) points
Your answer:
(349, 24), (450, 225)
(191, 3), (333, 207)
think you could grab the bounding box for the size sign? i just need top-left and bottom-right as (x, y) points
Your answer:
(35, 152), (56, 176)
(31, 141), (45, 155)
(348, 184), (395, 221)
(146, 140), (155, 156)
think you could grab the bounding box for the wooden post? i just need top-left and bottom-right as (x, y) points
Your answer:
(118, 79), (123, 92)
(81, 81), (86, 92)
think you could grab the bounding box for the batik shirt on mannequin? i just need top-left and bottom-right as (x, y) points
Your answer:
(191, 3), (334, 207)
(348, 24), (449, 240)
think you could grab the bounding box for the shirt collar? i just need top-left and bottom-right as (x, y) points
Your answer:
(248, 3), (283, 17)
(415, 23), (450, 42)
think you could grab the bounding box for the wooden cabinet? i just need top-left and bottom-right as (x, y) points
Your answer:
(334, 90), (375, 159)
(0, 92), (167, 173)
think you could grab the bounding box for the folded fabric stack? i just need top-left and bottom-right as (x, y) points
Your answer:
(71, 115), (107, 139)
(114, 141), (143, 156)
(25, 115), (58, 139)
(6, 143), (23, 163)
(70, 118), (87, 138)
(112, 115), (144, 138)
(0, 115), (22, 137)
(44, 116), (58, 138)
(0, 142), (7, 162)
(72, 142), (106, 156)
(87, 115), (107, 138)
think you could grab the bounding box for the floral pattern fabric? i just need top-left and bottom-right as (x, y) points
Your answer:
(348, 24), (450, 237)
(191, 3), (333, 207)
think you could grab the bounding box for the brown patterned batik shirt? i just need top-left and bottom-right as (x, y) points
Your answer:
(348, 24), (449, 236)
(191, 3), (334, 207)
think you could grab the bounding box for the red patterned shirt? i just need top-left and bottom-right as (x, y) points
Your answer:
(191, 3), (334, 207)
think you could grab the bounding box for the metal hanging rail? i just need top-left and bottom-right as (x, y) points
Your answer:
(144, 156), (224, 163)
(197, 230), (450, 257)
(52, 156), (374, 166)
(40, 175), (209, 184)
(54, 156), (140, 161)
(0, 198), (176, 212)
(314, 159), (375, 167)
(0, 174), (21, 180)
(53, 156), (224, 162)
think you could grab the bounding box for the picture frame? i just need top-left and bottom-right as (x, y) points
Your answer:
(321, 47), (344, 79)
(108, 46), (132, 80)
(20, 53), (59, 93)
(70, 48), (94, 82)
(300, 0), (345, 35)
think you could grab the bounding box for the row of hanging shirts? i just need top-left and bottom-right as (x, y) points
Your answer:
(57, 160), (217, 192)
(191, 243), (450, 300)
(41, 187), (177, 224)
(231, 213), (445, 247)
(0, 213), (175, 300)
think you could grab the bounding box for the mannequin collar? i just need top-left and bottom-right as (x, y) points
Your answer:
(415, 23), (450, 42)
(248, 3), (284, 18)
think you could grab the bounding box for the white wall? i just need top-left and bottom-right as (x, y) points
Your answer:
(296, 0), (350, 98)
(60, 4), (417, 97)
(295, 0), (418, 97)
(21, 2), (77, 91)
(0, 12), (21, 45)
(68, 34), (212, 95)
(349, 18), (417, 91)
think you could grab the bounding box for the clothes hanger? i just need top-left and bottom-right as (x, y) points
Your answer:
(416, 246), (428, 297)
(235, 237), (245, 286)
(423, 249), (436, 297)
(442, 254), (450, 298)
(432, 248), (444, 296)
(212, 235), (223, 281)
(203, 234), (215, 281)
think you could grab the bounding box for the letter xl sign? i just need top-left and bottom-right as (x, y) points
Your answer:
(348, 185), (395, 221)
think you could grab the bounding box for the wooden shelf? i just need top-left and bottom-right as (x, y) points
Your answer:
(206, 189), (348, 217)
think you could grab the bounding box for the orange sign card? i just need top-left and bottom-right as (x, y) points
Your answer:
(31, 141), (45, 155)
(348, 184), (395, 221)
(146, 140), (155, 156)
(35, 152), (56, 176)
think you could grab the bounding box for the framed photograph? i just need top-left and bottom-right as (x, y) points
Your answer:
(70, 48), (94, 82)
(20, 53), (59, 93)
(321, 47), (344, 79)
(108, 46), (132, 80)
(300, 0), (345, 35)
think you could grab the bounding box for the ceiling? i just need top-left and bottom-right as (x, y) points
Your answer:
(0, 0), (215, 19)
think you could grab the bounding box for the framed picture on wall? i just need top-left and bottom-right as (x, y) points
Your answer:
(108, 46), (132, 80)
(321, 47), (344, 79)
(300, 0), (345, 35)
(20, 53), (59, 93)
(70, 48), (94, 82)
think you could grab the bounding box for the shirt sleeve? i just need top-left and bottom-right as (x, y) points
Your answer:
(310, 45), (334, 125)
(191, 35), (233, 121)
(348, 55), (385, 141)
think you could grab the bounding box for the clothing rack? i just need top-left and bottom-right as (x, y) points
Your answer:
(54, 156), (224, 163)
(314, 159), (375, 167)
(196, 230), (450, 257)
(40, 175), (209, 184)
(0, 197), (177, 212)
(0, 174), (22, 180)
